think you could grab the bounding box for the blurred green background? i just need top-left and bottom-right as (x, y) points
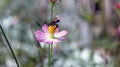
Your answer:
(0, 0), (120, 67)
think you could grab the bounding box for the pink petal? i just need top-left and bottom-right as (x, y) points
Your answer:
(44, 39), (61, 44)
(52, 39), (61, 42)
(34, 30), (49, 42)
(44, 39), (52, 44)
(35, 36), (46, 39)
(54, 30), (68, 37)
(35, 39), (44, 42)
(34, 30), (44, 35)
(35, 34), (46, 41)
(35, 37), (45, 42)
(58, 37), (67, 41)
(35, 29), (49, 37)
(55, 28), (59, 33)
(42, 24), (48, 33)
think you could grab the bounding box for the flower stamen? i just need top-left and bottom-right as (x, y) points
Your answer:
(48, 25), (56, 37)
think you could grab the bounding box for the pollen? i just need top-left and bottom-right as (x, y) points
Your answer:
(48, 25), (56, 37)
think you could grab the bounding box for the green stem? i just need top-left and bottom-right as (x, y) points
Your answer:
(48, 2), (54, 67)
(50, 3), (54, 22)
(48, 44), (53, 67)
(50, 44), (53, 59)
(48, 44), (51, 67)
(0, 25), (20, 67)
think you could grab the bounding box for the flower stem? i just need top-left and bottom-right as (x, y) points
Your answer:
(0, 25), (20, 67)
(48, 2), (54, 67)
(48, 44), (53, 67)
(50, 2), (54, 22)
(50, 44), (53, 59)
(48, 44), (51, 67)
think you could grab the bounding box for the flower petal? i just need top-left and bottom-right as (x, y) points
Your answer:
(34, 30), (49, 42)
(42, 24), (48, 33)
(52, 39), (61, 42)
(34, 30), (44, 36)
(43, 38), (61, 44)
(35, 38), (45, 42)
(44, 39), (52, 44)
(35, 34), (46, 41)
(58, 37), (67, 41)
(55, 28), (59, 33)
(54, 30), (68, 37)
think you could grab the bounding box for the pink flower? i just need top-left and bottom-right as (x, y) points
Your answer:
(34, 24), (67, 44)
(114, 2), (120, 9)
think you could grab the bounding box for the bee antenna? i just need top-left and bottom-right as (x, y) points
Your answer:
(56, 20), (60, 23)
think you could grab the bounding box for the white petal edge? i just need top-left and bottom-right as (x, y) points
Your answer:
(54, 30), (68, 37)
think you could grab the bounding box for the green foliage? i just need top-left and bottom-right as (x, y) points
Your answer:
(82, 11), (92, 23)
(0, 0), (12, 17)
(94, 38), (117, 51)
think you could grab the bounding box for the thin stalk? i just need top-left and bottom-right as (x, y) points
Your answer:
(50, 3), (54, 22)
(50, 44), (53, 59)
(0, 39), (12, 57)
(48, 2), (54, 67)
(48, 44), (53, 67)
(0, 25), (20, 67)
(48, 44), (50, 67)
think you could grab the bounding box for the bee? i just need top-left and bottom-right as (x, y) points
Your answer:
(49, 15), (60, 28)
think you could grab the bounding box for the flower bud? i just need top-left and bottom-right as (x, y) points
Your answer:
(49, 0), (56, 3)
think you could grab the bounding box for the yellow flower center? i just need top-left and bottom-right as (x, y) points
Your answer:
(48, 25), (56, 37)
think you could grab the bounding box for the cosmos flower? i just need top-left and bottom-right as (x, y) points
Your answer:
(114, 2), (120, 9)
(34, 24), (67, 44)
